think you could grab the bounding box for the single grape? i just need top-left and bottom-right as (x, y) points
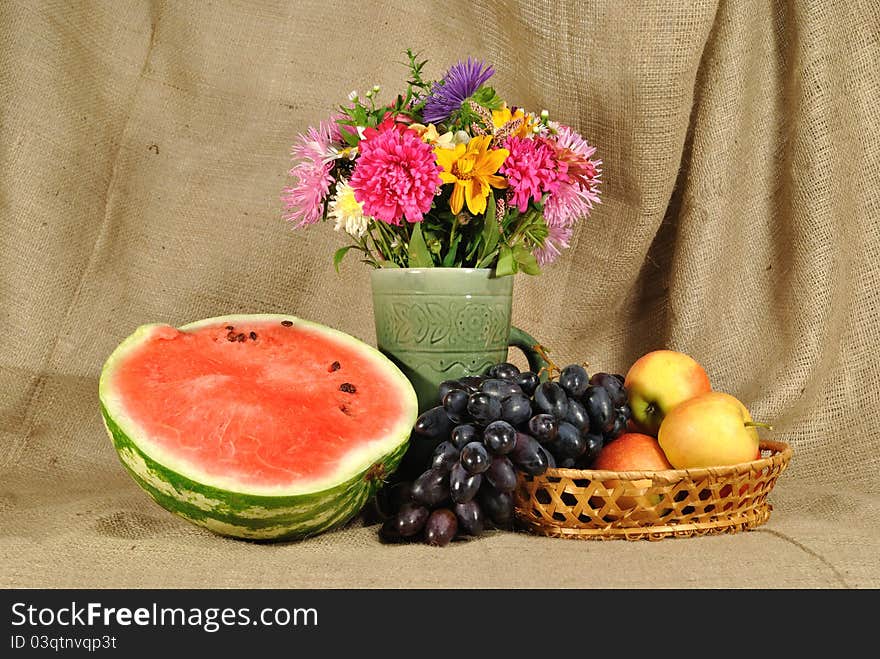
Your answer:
(460, 441), (491, 474)
(554, 421), (587, 460)
(591, 372), (627, 407)
(393, 502), (430, 537)
(483, 420), (517, 455)
(480, 378), (522, 400)
(612, 373), (625, 386)
(539, 444), (557, 469)
(534, 381), (569, 419)
(442, 388), (470, 423)
(510, 432), (549, 475)
(410, 468), (450, 507)
(581, 432), (604, 467)
(467, 392), (502, 425)
(605, 413), (628, 441)
(527, 413), (558, 444)
(500, 393), (532, 426)
(413, 405), (455, 440)
(431, 441), (460, 473)
(458, 375), (486, 393)
(556, 456), (577, 468)
(488, 362), (520, 382)
(449, 463), (482, 503)
(582, 385), (615, 433)
(424, 508), (458, 547)
(479, 486), (514, 529)
(616, 402), (632, 419)
(559, 364), (589, 399)
(439, 379), (466, 403)
(565, 398), (590, 433)
(453, 500), (484, 537)
(451, 424), (479, 449)
(379, 516), (404, 543)
(486, 456), (518, 492)
(516, 371), (540, 397)
(382, 481), (413, 510)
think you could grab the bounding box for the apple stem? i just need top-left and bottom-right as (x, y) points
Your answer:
(744, 421), (774, 431)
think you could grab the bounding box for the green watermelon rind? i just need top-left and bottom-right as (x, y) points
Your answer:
(98, 314), (417, 541)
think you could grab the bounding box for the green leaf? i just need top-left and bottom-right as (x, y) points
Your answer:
(472, 85), (503, 110)
(480, 190), (500, 258)
(352, 104), (368, 126)
(408, 222), (434, 268)
(442, 234), (462, 267)
(495, 244), (517, 277)
(340, 127), (360, 148)
(333, 246), (354, 273)
(513, 244), (541, 276)
(476, 248), (499, 269)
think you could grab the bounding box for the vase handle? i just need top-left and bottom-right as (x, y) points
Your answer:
(508, 326), (551, 380)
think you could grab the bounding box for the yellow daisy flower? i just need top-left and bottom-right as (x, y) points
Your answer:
(434, 135), (509, 215)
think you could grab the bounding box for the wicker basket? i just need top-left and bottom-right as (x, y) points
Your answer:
(513, 440), (793, 541)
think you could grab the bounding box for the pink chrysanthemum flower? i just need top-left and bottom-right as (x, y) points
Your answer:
(281, 120), (336, 228)
(500, 136), (568, 213)
(535, 222), (573, 267)
(545, 125), (602, 225)
(537, 126), (603, 265)
(350, 124), (442, 225)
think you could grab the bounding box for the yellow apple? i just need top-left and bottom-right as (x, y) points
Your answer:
(658, 391), (766, 469)
(623, 350), (712, 436)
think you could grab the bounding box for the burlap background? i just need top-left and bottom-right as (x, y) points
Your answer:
(2, 0), (878, 588)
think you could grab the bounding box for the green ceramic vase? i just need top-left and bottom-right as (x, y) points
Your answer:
(371, 267), (547, 480)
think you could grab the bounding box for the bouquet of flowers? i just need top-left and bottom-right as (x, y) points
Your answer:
(281, 51), (601, 276)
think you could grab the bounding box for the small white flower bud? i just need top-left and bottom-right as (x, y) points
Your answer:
(540, 109), (549, 118)
(348, 90), (358, 102)
(372, 85), (381, 93)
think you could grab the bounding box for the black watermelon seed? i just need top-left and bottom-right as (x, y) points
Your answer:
(281, 320), (293, 327)
(236, 333), (246, 342)
(249, 331), (257, 340)
(329, 361), (341, 372)
(340, 383), (357, 394)
(226, 332), (236, 342)
(225, 325), (234, 330)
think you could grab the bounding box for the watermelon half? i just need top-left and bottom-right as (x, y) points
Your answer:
(99, 314), (418, 541)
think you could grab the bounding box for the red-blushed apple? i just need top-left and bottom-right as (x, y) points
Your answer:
(623, 349), (711, 436)
(658, 391), (769, 469)
(592, 432), (674, 471)
(590, 433), (673, 512)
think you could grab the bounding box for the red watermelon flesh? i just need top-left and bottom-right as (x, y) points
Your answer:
(105, 318), (411, 491)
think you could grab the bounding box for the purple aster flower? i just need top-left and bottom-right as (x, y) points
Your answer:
(422, 58), (494, 124)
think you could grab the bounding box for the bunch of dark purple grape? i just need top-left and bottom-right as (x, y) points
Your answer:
(379, 360), (631, 546)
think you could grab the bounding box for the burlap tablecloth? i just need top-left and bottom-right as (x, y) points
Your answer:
(2, 0), (878, 588)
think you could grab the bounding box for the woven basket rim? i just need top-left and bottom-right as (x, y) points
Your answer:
(538, 439), (792, 484)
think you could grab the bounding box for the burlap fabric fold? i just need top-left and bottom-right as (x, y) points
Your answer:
(1, 0), (878, 588)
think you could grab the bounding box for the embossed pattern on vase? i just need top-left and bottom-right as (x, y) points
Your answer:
(371, 268), (514, 414)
